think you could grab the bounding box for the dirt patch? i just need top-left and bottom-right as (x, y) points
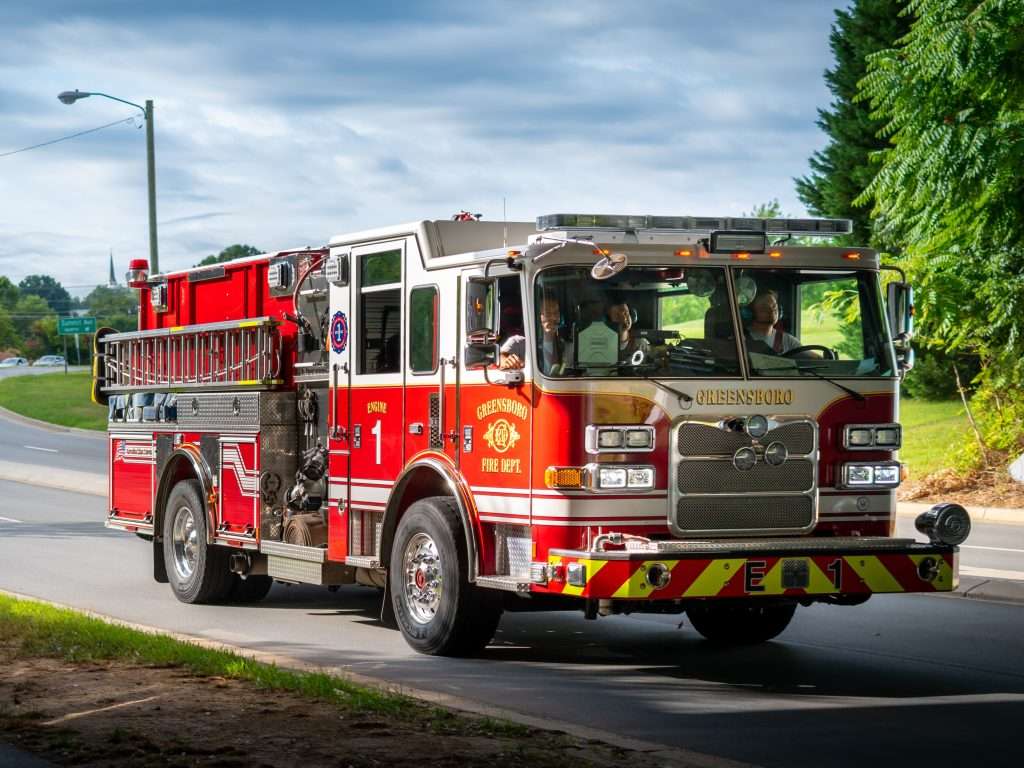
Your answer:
(899, 467), (1024, 509)
(0, 643), (647, 768)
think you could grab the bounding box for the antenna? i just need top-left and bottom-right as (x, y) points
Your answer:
(503, 197), (508, 249)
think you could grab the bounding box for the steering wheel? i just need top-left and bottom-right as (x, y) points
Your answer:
(780, 345), (837, 360)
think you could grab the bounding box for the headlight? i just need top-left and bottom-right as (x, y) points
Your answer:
(586, 425), (655, 453)
(625, 428), (654, 449)
(847, 428), (873, 447)
(845, 464), (874, 485)
(626, 467), (655, 489)
(844, 424), (902, 450)
(597, 466), (627, 488)
(874, 427), (901, 447)
(591, 464), (655, 491)
(842, 462), (901, 488)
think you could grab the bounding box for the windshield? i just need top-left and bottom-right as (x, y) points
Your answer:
(736, 268), (894, 378)
(533, 266), (741, 378)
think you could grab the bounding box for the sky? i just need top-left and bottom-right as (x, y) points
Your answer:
(0, 1), (848, 295)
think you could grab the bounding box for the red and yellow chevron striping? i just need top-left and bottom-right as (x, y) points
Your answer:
(543, 551), (957, 600)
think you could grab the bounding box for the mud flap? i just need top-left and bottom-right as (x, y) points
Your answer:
(153, 538), (169, 583)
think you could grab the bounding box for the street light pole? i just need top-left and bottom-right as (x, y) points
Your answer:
(58, 89), (160, 274)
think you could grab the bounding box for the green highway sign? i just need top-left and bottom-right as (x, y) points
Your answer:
(58, 316), (97, 335)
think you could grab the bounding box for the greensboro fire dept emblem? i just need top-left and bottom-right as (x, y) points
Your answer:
(483, 418), (520, 454)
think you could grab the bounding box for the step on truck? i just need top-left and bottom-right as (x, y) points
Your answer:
(95, 213), (972, 655)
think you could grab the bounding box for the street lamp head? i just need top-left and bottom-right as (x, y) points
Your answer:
(57, 89), (91, 105)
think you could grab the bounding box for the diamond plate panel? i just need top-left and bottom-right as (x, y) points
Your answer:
(177, 391), (295, 429)
(495, 524), (531, 577)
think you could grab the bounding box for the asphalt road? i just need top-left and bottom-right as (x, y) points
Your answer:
(1, 478), (1023, 767)
(0, 410), (104, 475)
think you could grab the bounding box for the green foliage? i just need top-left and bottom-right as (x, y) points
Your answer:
(660, 293), (707, 326)
(0, 276), (18, 310)
(0, 307), (16, 350)
(857, 0), (1024, 463)
(902, 346), (981, 400)
(195, 244), (262, 267)
(796, 0), (911, 245)
(18, 274), (73, 314)
(84, 284), (137, 332)
(745, 199), (783, 219)
(0, 373), (104, 429)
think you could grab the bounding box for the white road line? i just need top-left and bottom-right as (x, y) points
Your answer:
(23, 445), (58, 453)
(0, 515), (23, 523)
(961, 544), (1024, 554)
(960, 566), (1024, 582)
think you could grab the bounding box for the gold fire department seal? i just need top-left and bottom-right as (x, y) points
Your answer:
(483, 418), (521, 454)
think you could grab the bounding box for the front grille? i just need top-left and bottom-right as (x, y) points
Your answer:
(676, 459), (814, 494)
(762, 422), (814, 455)
(676, 496), (813, 532)
(670, 416), (818, 537)
(678, 423), (750, 456)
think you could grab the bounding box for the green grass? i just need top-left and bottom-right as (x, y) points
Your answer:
(799, 310), (843, 350)
(0, 372), (105, 430)
(899, 398), (970, 478)
(0, 593), (528, 738)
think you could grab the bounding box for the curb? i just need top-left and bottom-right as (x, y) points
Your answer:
(0, 589), (755, 768)
(896, 500), (1024, 526)
(0, 403), (105, 439)
(0, 461), (105, 498)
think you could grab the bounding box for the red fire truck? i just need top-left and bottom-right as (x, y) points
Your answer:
(95, 213), (971, 656)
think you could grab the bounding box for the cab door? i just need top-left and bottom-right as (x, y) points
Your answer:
(457, 270), (532, 529)
(327, 247), (352, 562)
(346, 242), (406, 560)
(404, 262), (460, 467)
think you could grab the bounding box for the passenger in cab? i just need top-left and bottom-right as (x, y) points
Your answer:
(746, 289), (800, 354)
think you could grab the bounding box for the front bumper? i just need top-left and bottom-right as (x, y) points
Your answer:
(543, 537), (957, 600)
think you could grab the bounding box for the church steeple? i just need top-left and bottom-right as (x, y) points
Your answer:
(108, 250), (117, 287)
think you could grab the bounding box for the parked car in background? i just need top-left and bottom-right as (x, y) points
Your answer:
(32, 355), (66, 367)
(0, 357), (28, 367)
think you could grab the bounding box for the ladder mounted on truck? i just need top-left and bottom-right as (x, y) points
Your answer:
(97, 317), (283, 393)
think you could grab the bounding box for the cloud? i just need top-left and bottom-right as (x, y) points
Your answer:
(0, 1), (844, 292)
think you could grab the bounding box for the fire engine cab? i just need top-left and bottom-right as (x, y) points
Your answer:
(96, 213), (972, 655)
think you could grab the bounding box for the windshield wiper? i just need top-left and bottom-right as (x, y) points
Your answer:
(790, 363), (865, 403)
(637, 370), (694, 406)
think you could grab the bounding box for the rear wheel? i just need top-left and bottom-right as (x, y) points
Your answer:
(163, 479), (234, 604)
(389, 497), (502, 656)
(686, 600), (796, 644)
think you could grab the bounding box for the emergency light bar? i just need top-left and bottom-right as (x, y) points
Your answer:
(536, 213), (852, 237)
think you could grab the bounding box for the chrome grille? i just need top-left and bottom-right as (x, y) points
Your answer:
(670, 416), (818, 537)
(676, 496), (813, 532)
(762, 422), (814, 454)
(676, 459), (814, 494)
(677, 423), (750, 455)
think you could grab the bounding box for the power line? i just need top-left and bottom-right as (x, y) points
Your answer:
(0, 117), (137, 159)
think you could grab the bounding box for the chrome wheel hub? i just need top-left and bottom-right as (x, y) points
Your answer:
(171, 505), (199, 580)
(402, 532), (442, 624)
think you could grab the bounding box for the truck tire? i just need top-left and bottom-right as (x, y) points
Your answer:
(228, 575), (274, 603)
(163, 479), (234, 604)
(389, 496), (502, 656)
(687, 601), (796, 644)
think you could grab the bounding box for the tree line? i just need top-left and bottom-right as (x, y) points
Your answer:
(0, 245), (260, 360)
(797, 0), (1024, 469)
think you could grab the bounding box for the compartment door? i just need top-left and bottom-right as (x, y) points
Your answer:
(218, 436), (259, 538)
(109, 433), (155, 524)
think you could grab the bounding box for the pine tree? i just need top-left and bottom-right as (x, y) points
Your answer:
(795, 0), (911, 245)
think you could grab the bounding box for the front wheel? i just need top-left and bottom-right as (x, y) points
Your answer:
(163, 479), (234, 604)
(686, 600), (797, 644)
(389, 497), (502, 656)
